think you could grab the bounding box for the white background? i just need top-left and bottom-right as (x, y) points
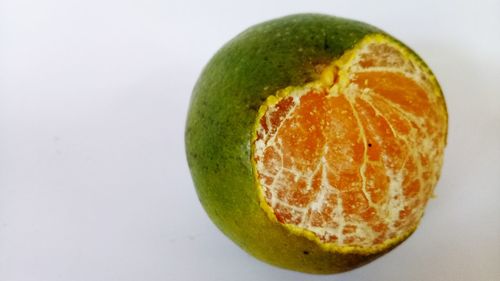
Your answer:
(1, 0), (499, 280)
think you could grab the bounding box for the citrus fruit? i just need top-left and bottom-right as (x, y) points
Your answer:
(185, 14), (447, 274)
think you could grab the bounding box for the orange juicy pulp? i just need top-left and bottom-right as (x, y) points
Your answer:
(253, 37), (447, 249)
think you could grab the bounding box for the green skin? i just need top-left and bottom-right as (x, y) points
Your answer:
(186, 14), (415, 274)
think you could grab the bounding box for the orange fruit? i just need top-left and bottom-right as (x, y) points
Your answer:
(186, 14), (447, 274)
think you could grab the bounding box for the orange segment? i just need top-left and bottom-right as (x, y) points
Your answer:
(253, 37), (447, 249)
(353, 71), (431, 117)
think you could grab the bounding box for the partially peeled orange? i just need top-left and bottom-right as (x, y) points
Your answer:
(186, 14), (447, 274)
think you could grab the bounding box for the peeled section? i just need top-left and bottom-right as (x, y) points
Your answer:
(253, 36), (447, 250)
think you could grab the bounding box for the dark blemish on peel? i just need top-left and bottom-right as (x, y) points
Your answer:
(323, 35), (330, 51)
(248, 104), (259, 112)
(303, 251), (309, 255)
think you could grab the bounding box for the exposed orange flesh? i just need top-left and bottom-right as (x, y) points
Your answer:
(253, 37), (447, 248)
